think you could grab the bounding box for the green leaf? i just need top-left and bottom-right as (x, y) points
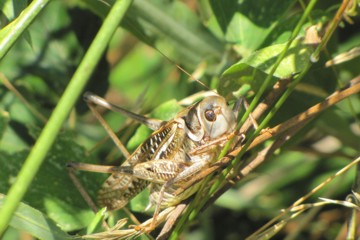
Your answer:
(316, 109), (360, 150)
(75, 0), (112, 19)
(79, 0), (224, 70)
(126, 0), (223, 67)
(0, 0), (83, 94)
(129, 188), (151, 212)
(1, 0), (28, 21)
(0, 110), (9, 140)
(0, 0), (50, 60)
(0, 130), (104, 231)
(216, 152), (316, 210)
(209, 0), (297, 55)
(85, 207), (107, 234)
(0, 194), (72, 240)
(0, 0), (30, 45)
(219, 39), (314, 96)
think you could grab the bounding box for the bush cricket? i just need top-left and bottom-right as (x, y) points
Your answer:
(67, 90), (244, 237)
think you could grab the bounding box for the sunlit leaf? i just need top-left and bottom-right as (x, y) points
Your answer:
(209, 0), (297, 55)
(219, 39), (314, 96)
(0, 194), (72, 240)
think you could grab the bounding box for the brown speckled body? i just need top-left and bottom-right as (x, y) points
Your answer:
(97, 95), (237, 211)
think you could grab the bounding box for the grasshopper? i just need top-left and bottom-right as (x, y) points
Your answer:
(70, 91), (240, 233)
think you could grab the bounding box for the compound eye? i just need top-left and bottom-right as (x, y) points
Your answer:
(204, 109), (216, 122)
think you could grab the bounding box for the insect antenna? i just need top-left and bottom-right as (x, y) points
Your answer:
(154, 47), (212, 91)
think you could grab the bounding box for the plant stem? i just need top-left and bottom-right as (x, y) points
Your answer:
(0, 0), (133, 235)
(0, 0), (50, 60)
(171, 0), (320, 238)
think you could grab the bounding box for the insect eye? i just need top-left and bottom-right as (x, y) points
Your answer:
(204, 109), (216, 122)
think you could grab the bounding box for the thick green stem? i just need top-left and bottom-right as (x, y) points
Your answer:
(0, 0), (133, 235)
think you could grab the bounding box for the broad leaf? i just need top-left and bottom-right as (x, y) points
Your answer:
(0, 194), (72, 240)
(219, 39), (314, 96)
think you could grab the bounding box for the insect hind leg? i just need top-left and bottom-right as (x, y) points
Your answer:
(67, 165), (99, 213)
(148, 160), (209, 230)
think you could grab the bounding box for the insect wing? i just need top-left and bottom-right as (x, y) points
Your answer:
(97, 120), (184, 210)
(98, 173), (149, 210)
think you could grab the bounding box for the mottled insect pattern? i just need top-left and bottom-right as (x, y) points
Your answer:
(89, 94), (238, 213)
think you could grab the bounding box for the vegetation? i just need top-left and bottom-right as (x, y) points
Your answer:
(0, 0), (359, 239)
